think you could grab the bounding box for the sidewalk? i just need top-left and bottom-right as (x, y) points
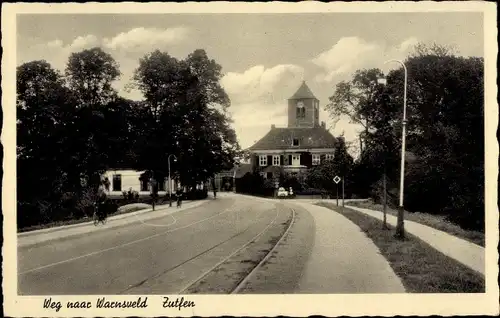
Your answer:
(18, 200), (209, 248)
(345, 205), (485, 276)
(288, 201), (406, 293)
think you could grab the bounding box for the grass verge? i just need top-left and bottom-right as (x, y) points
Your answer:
(18, 202), (173, 233)
(347, 200), (484, 247)
(317, 202), (485, 293)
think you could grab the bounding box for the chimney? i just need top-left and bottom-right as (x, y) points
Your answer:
(321, 121), (326, 129)
(271, 124), (276, 129)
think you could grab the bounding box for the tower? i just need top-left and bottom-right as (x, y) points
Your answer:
(287, 81), (320, 128)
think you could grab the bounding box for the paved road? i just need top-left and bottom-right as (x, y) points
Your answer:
(18, 195), (291, 295)
(18, 193), (405, 295)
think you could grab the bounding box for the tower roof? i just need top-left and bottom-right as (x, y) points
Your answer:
(289, 81), (318, 100)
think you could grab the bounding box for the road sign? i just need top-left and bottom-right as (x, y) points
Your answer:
(275, 182), (279, 189)
(333, 176), (341, 184)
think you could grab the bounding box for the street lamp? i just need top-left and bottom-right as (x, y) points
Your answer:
(168, 154), (177, 207)
(379, 59), (408, 239)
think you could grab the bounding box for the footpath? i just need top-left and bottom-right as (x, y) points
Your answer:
(18, 199), (210, 248)
(234, 193), (406, 293)
(345, 205), (485, 276)
(289, 201), (406, 293)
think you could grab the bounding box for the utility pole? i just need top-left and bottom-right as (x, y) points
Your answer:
(380, 59), (408, 239)
(342, 176), (345, 207)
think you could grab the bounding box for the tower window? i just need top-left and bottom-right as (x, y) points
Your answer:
(292, 138), (299, 146)
(296, 106), (305, 118)
(296, 101), (306, 118)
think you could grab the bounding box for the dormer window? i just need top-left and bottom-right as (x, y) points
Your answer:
(292, 138), (299, 146)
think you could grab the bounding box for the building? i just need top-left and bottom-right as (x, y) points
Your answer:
(247, 81), (338, 181)
(210, 163), (253, 192)
(101, 169), (180, 198)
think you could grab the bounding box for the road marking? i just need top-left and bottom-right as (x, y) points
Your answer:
(132, 212), (177, 227)
(231, 207), (296, 294)
(119, 206), (267, 294)
(20, 202), (239, 275)
(177, 206), (280, 294)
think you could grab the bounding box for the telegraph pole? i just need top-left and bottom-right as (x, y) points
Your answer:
(342, 176), (345, 207)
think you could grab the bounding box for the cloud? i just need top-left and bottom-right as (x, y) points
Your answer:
(221, 64), (304, 149)
(312, 36), (419, 82)
(221, 64), (304, 105)
(71, 35), (101, 51)
(20, 27), (190, 101)
(103, 27), (189, 52)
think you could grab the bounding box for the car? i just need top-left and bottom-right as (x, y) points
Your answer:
(277, 187), (288, 197)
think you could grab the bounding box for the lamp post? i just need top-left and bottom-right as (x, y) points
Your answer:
(379, 59), (408, 239)
(168, 154), (177, 207)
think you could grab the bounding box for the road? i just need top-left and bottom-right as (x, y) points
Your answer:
(18, 193), (405, 295)
(18, 194), (296, 295)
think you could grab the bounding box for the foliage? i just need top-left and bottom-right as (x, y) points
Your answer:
(235, 172), (274, 197)
(65, 47), (120, 107)
(305, 135), (354, 196)
(16, 47), (238, 229)
(131, 49), (239, 187)
(326, 42), (485, 231)
(326, 68), (385, 152)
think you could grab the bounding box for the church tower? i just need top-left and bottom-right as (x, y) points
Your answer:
(287, 81), (320, 128)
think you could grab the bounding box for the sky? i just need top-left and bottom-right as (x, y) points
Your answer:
(16, 12), (484, 156)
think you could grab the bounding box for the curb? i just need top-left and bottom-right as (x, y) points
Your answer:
(18, 200), (207, 238)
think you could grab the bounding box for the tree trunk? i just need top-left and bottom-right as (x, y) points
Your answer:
(383, 158), (388, 229)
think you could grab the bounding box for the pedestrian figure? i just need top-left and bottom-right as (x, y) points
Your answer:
(176, 188), (183, 208)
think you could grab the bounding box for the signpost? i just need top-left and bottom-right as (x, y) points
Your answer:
(333, 176), (341, 206)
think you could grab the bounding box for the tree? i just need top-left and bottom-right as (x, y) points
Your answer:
(306, 136), (354, 197)
(397, 46), (484, 230)
(326, 68), (385, 153)
(327, 68), (399, 219)
(338, 42), (485, 231)
(185, 49), (231, 109)
(64, 47), (122, 193)
(132, 49), (239, 188)
(16, 60), (74, 225)
(65, 47), (120, 107)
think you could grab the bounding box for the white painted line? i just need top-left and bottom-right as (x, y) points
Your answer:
(177, 206), (280, 294)
(20, 202), (238, 275)
(231, 207), (296, 294)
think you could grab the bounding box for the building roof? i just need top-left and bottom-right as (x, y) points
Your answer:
(235, 163), (253, 178)
(219, 163), (253, 178)
(249, 127), (337, 151)
(289, 81), (318, 100)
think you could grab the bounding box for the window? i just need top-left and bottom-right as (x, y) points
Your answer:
(259, 155), (267, 166)
(296, 107), (305, 118)
(312, 154), (321, 166)
(272, 155), (280, 166)
(292, 154), (301, 166)
(112, 175), (122, 192)
(158, 178), (165, 191)
(292, 138), (299, 146)
(140, 179), (149, 192)
(266, 172), (273, 179)
(326, 154), (334, 161)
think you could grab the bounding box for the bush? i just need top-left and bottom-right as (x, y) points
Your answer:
(122, 188), (139, 202)
(185, 189), (208, 200)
